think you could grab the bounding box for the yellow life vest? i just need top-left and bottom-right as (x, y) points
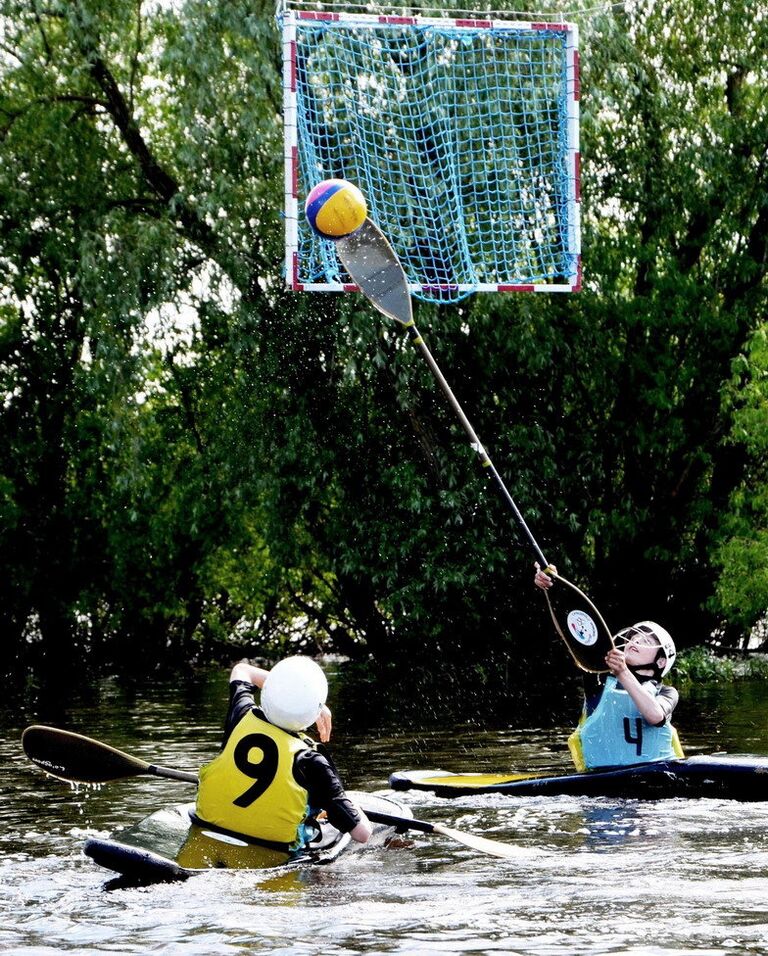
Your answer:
(195, 709), (311, 846)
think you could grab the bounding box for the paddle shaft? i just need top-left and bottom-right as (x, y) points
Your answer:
(401, 329), (615, 667)
(335, 219), (613, 670)
(336, 218), (551, 569)
(149, 764), (198, 783)
(406, 328), (615, 666)
(404, 320), (549, 569)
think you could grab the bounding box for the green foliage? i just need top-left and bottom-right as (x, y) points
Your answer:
(711, 325), (768, 630)
(676, 646), (768, 685)
(1, 0), (768, 683)
(675, 647), (736, 684)
(744, 654), (768, 680)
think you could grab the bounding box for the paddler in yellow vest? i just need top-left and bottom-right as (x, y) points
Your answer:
(535, 566), (683, 771)
(194, 656), (372, 851)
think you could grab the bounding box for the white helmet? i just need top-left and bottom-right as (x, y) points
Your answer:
(260, 656), (328, 732)
(615, 621), (676, 677)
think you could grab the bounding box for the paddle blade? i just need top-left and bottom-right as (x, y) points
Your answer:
(544, 574), (614, 672)
(335, 218), (413, 326)
(22, 725), (152, 783)
(432, 823), (526, 860)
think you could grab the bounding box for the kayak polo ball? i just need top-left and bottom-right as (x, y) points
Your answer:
(305, 180), (367, 239)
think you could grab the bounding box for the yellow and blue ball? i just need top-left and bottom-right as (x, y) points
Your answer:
(305, 179), (367, 239)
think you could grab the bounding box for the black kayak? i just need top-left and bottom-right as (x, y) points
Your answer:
(85, 791), (411, 884)
(389, 755), (768, 801)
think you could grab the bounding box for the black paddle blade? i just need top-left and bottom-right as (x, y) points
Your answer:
(543, 575), (614, 672)
(22, 725), (150, 783)
(335, 218), (412, 326)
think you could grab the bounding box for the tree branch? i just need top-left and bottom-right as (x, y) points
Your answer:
(0, 40), (28, 64)
(31, 0), (54, 64)
(86, 54), (179, 201)
(128, 0), (142, 113)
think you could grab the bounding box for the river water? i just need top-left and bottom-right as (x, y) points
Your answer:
(2, 670), (768, 955)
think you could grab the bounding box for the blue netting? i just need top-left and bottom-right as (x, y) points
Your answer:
(292, 19), (577, 302)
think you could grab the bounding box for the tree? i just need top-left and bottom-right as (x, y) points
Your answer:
(0, 0), (286, 675)
(2, 0), (767, 692)
(712, 324), (768, 640)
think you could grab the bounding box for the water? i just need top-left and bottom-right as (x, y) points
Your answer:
(2, 672), (768, 955)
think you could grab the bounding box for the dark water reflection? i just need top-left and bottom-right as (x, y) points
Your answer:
(2, 669), (768, 954)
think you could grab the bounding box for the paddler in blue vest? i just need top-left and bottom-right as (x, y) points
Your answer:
(194, 656), (372, 851)
(535, 566), (683, 771)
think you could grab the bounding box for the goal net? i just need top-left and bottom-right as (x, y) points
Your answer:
(281, 5), (581, 302)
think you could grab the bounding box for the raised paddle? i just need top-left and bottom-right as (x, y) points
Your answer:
(22, 724), (523, 860)
(336, 217), (614, 672)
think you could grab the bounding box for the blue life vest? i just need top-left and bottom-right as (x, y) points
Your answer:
(568, 676), (683, 771)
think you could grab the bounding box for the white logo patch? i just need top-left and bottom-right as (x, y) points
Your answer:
(566, 610), (599, 646)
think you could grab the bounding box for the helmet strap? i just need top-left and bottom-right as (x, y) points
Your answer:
(627, 662), (661, 682)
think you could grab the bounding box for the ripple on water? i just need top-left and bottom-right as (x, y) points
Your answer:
(4, 681), (768, 954)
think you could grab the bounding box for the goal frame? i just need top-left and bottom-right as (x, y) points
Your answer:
(282, 8), (581, 296)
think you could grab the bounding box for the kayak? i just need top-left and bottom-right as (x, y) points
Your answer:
(389, 755), (768, 802)
(84, 791), (411, 884)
